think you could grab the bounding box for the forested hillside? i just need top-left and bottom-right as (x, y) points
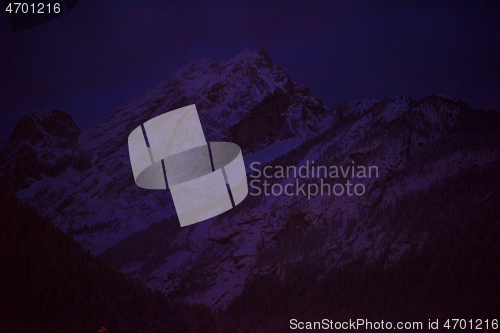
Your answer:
(226, 165), (500, 332)
(0, 185), (237, 333)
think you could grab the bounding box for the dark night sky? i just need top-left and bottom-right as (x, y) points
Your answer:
(1, 0), (499, 146)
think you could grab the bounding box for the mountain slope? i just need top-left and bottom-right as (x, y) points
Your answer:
(227, 164), (500, 332)
(7, 48), (332, 256)
(99, 95), (500, 308)
(0, 184), (237, 333)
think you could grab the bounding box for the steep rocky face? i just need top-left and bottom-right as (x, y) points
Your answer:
(0, 110), (80, 191)
(99, 94), (500, 309)
(70, 47), (330, 171)
(68, 48), (330, 175)
(7, 48), (331, 255)
(229, 82), (328, 153)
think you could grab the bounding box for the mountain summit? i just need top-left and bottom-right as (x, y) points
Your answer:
(2, 48), (332, 254)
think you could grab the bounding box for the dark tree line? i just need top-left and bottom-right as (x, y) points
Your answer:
(226, 165), (500, 332)
(0, 185), (240, 333)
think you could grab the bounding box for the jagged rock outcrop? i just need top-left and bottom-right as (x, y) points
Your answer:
(5, 48), (331, 254)
(0, 110), (80, 191)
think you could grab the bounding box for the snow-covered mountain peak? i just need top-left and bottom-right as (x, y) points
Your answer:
(5, 48), (331, 254)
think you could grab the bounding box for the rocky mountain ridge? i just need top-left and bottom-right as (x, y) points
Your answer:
(1, 48), (332, 255)
(1, 48), (499, 309)
(0, 110), (80, 191)
(112, 93), (498, 308)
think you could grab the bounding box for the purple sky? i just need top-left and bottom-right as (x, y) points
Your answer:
(1, 1), (499, 146)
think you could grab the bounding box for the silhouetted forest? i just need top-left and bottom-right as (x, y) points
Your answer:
(226, 165), (500, 332)
(0, 185), (238, 333)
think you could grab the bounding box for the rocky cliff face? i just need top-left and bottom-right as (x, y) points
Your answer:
(6, 48), (332, 255)
(2, 49), (499, 310)
(102, 93), (498, 309)
(0, 110), (80, 191)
